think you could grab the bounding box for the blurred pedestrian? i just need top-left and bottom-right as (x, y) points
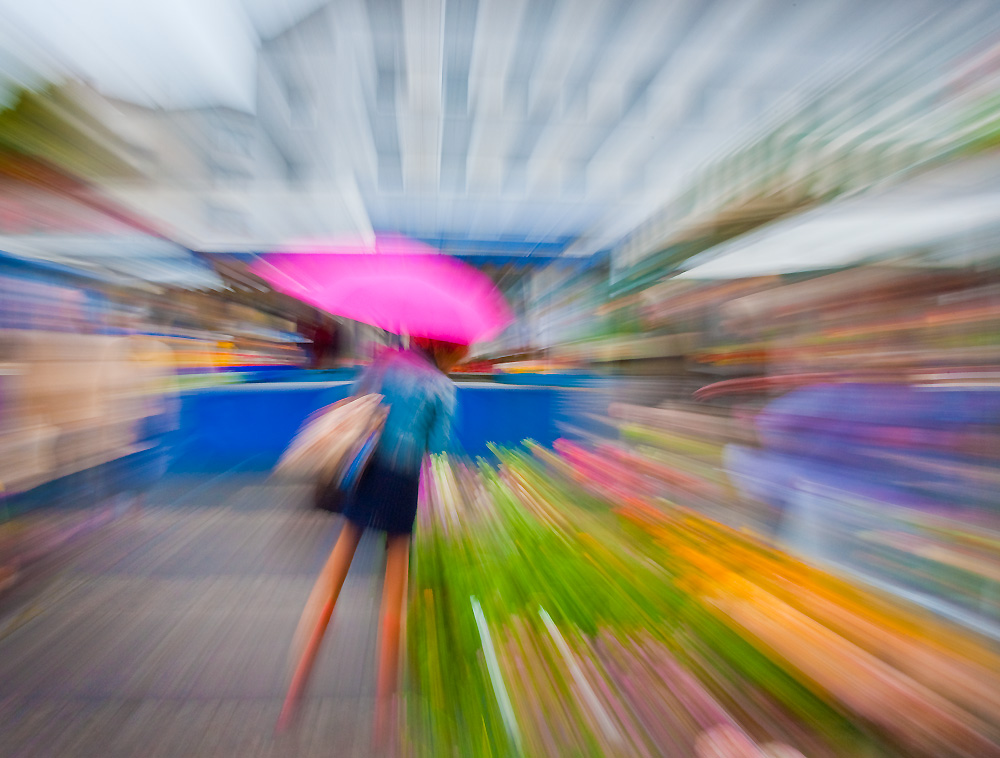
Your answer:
(280, 337), (467, 740)
(303, 317), (339, 369)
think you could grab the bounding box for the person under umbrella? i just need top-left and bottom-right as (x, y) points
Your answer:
(279, 336), (468, 739)
(256, 239), (509, 739)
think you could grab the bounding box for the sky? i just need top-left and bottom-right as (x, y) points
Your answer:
(0, 0), (328, 112)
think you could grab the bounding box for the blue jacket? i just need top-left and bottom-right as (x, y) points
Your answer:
(353, 347), (458, 475)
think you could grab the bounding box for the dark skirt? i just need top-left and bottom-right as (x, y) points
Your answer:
(340, 457), (420, 536)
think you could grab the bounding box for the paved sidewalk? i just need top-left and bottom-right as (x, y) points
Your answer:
(0, 472), (389, 757)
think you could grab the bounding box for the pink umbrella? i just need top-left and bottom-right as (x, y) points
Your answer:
(253, 235), (512, 345)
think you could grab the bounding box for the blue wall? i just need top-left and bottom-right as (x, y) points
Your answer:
(169, 382), (567, 472)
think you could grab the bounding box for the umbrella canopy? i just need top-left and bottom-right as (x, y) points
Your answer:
(253, 237), (512, 345)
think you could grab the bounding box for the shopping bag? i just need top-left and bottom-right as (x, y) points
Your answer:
(274, 393), (387, 483)
(313, 427), (381, 512)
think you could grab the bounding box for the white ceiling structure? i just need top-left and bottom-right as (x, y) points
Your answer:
(2, 0), (998, 259)
(678, 153), (1000, 279)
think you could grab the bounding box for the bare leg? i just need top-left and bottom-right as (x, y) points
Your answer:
(288, 512), (354, 664)
(373, 533), (410, 746)
(278, 520), (363, 732)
